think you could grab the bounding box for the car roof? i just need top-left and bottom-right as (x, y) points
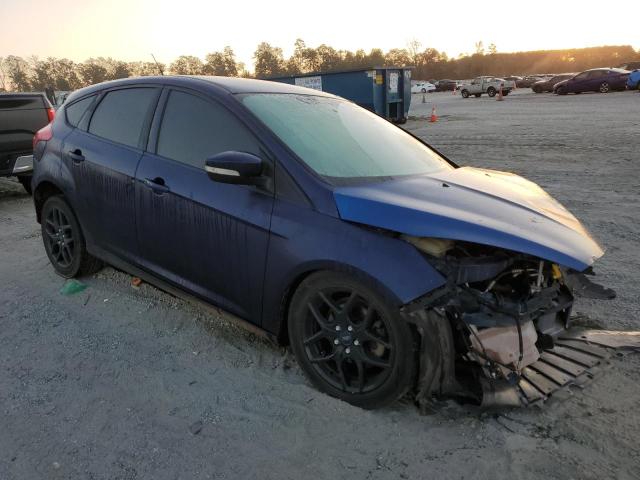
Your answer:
(585, 68), (625, 72)
(66, 75), (335, 102)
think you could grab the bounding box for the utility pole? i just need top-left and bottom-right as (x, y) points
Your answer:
(150, 54), (164, 76)
(0, 57), (6, 91)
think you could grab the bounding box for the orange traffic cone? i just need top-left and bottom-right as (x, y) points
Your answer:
(429, 105), (438, 122)
(497, 84), (504, 101)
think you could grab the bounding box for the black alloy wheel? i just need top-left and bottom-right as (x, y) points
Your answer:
(41, 196), (102, 277)
(599, 82), (610, 93)
(289, 272), (415, 409)
(43, 203), (76, 270)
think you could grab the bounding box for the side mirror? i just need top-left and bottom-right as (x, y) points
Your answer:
(205, 151), (264, 186)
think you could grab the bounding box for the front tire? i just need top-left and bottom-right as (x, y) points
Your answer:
(421, 88), (426, 93)
(461, 89), (469, 98)
(599, 82), (610, 93)
(288, 272), (416, 409)
(487, 87), (496, 97)
(41, 195), (102, 278)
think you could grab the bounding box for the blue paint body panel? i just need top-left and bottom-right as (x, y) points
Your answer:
(334, 167), (603, 271)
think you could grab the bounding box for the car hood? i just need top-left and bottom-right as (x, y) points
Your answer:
(555, 79), (570, 87)
(333, 167), (603, 271)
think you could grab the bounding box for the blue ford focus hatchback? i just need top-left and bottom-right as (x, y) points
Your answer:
(32, 76), (612, 408)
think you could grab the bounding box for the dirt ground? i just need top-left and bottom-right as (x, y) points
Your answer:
(1, 89), (639, 480)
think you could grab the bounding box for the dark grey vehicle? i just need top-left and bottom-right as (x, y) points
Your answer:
(531, 74), (575, 93)
(0, 93), (55, 193)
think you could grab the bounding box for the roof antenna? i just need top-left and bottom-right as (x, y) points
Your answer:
(150, 54), (164, 75)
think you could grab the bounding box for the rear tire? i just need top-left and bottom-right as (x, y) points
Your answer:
(599, 82), (609, 93)
(17, 175), (32, 195)
(41, 195), (103, 278)
(421, 88), (426, 93)
(288, 271), (416, 409)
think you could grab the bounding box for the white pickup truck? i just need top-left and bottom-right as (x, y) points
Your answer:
(458, 77), (515, 98)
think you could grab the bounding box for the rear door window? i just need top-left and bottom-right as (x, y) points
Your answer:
(156, 90), (260, 168)
(0, 96), (44, 110)
(65, 95), (96, 128)
(89, 88), (158, 149)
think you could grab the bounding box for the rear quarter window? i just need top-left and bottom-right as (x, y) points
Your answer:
(65, 95), (96, 128)
(88, 88), (158, 149)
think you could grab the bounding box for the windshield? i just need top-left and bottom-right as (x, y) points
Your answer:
(240, 93), (452, 182)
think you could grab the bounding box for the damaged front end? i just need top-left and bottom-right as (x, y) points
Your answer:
(400, 238), (635, 410)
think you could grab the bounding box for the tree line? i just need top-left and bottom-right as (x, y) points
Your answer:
(1, 41), (638, 92)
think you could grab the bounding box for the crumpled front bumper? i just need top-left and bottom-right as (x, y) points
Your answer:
(403, 302), (640, 410)
(481, 329), (640, 407)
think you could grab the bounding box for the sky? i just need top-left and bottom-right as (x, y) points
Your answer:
(1, 0), (639, 70)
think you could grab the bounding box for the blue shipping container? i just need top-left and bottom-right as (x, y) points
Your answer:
(270, 67), (412, 123)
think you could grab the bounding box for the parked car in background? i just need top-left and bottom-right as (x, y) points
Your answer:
(54, 91), (71, 107)
(0, 93), (55, 193)
(411, 82), (436, 93)
(627, 69), (640, 90)
(31, 75), (613, 409)
(434, 79), (457, 91)
(504, 76), (522, 83)
(617, 61), (640, 71)
(531, 74), (575, 93)
(458, 77), (515, 98)
(516, 76), (543, 88)
(554, 68), (630, 95)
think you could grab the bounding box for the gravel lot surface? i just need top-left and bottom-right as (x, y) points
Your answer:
(1, 89), (639, 479)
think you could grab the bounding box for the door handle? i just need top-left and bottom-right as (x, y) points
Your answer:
(143, 177), (170, 194)
(68, 149), (85, 163)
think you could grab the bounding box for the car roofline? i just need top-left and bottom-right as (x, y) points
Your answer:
(63, 75), (338, 103)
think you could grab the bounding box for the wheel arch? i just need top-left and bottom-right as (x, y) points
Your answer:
(34, 180), (65, 223)
(273, 261), (408, 346)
